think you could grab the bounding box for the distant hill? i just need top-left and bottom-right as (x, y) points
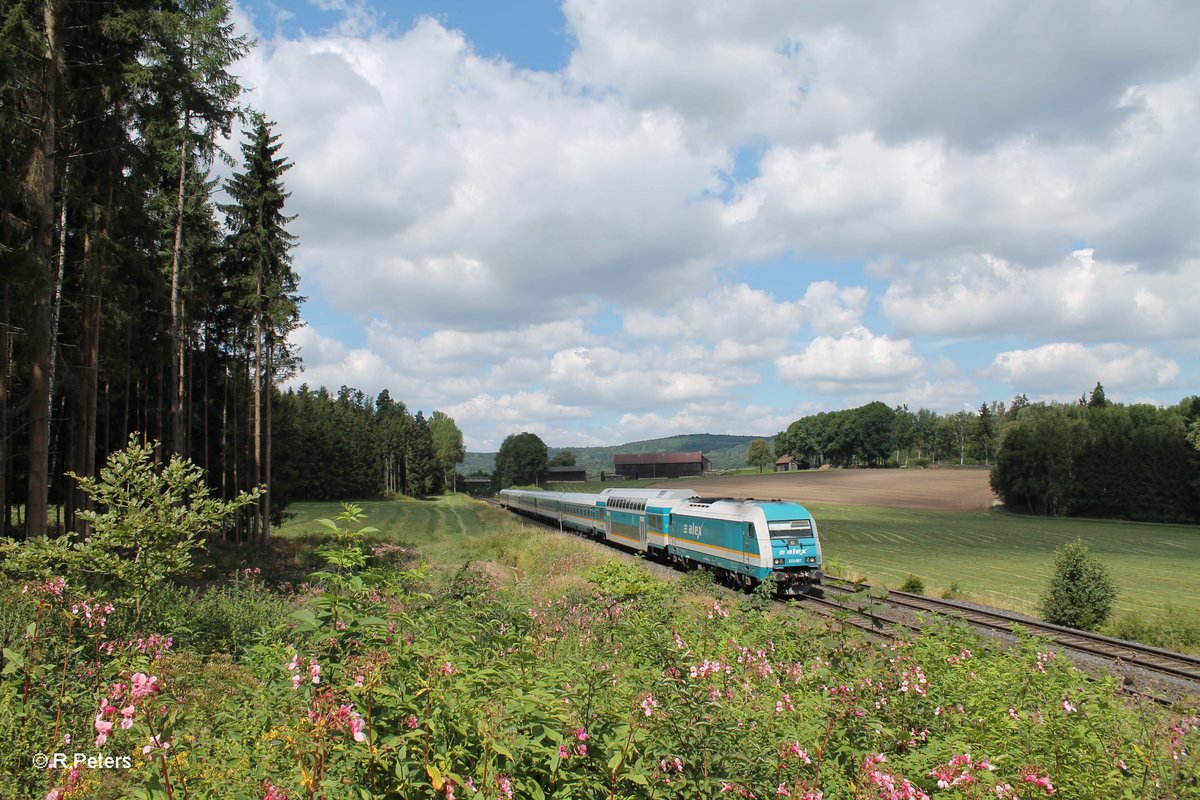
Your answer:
(460, 433), (774, 477)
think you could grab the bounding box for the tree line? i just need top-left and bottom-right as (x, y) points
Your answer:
(774, 387), (1200, 523)
(272, 386), (464, 510)
(0, 2), (467, 542)
(2, 0), (301, 542)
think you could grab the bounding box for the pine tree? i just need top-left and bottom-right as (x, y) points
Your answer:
(220, 115), (301, 543)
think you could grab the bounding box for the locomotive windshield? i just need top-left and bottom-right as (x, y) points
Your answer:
(767, 519), (814, 539)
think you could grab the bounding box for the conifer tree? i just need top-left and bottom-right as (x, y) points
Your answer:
(221, 115), (301, 543)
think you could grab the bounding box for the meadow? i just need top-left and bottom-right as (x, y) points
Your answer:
(3, 475), (1199, 799)
(548, 476), (1200, 647)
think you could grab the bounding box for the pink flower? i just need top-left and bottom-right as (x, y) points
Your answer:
(263, 784), (290, 800)
(497, 776), (514, 799)
(1060, 698), (1076, 714)
(349, 712), (367, 743)
(406, 715), (419, 729)
(559, 745), (570, 759)
(309, 660), (321, 685)
(142, 734), (171, 759)
(575, 744), (587, 756)
(129, 673), (160, 702)
(94, 714), (114, 748)
(640, 693), (659, 716)
(45, 791), (61, 800)
(120, 705), (136, 730)
(354, 674), (365, 688)
(573, 726), (589, 741)
(440, 661), (454, 675)
(777, 784), (791, 796)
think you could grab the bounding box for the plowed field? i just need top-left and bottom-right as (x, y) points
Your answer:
(650, 468), (998, 512)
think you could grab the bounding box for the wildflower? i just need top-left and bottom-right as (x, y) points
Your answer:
(575, 744), (587, 756)
(573, 726), (588, 741)
(120, 705), (136, 730)
(440, 661), (454, 675)
(309, 660), (321, 685)
(777, 785), (790, 796)
(1020, 767), (1056, 795)
(142, 734), (171, 759)
(94, 714), (114, 748)
(262, 783), (290, 800)
(1060, 698), (1076, 714)
(354, 674), (365, 688)
(640, 693), (659, 716)
(559, 745), (570, 759)
(129, 673), (160, 702)
(349, 712), (367, 743)
(406, 715), (419, 729)
(497, 776), (514, 799)
(1008, 707), (1019, 720)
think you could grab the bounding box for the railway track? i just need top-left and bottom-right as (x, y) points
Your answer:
(482, 498), (1200, 695)
(821, 578), (1200, 685)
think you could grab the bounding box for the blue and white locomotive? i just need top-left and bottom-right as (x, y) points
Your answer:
(498, 486), (823, 596)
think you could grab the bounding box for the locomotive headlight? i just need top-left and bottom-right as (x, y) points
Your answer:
(805, 557), (816, 563)
(773, 558), (784, 565)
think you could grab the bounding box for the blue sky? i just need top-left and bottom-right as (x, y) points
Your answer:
(231, 0), (1200, 450)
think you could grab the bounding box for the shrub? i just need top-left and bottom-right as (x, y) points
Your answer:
(941, 580), (965, 599)
(899, 574), (925, 594)
(1039, 539), (1118, 630)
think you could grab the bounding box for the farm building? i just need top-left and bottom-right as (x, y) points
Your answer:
(614, 451), (711, 479)
(547, 465), (588, 482)
(775, 454), (800, 471)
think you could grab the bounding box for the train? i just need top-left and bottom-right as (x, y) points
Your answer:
(497, 487), (823, 597)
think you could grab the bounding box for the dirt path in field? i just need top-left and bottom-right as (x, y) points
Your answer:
(649, 468), (998, 512)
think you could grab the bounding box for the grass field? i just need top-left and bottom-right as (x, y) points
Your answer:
(276, 492), (1200, 651)
(812, 503), (1200, 621)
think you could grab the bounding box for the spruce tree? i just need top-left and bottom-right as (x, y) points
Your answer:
(221, 115), (301, 542)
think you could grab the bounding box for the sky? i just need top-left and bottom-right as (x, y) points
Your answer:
(228, 0), (1200, 451)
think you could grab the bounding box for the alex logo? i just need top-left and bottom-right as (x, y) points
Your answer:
(682, 522), (704, 538)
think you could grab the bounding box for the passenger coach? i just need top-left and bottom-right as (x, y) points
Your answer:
(498, 486), (823, 596)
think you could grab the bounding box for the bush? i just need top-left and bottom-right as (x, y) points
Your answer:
(941, 580), (965, 599)
(1038, 539), (1118, 630)
(899, 574), (925, 594)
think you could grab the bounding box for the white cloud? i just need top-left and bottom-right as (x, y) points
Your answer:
(986, 343), (1180, 399)
(775, 326), (924, 393)
(880, 250), (1200, 341)
(248, 3), (1200, 449)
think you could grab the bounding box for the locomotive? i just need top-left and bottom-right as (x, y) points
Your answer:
(497, 486), (823, 597)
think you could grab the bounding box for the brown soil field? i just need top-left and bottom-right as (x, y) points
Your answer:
(650, 467), (998, 512)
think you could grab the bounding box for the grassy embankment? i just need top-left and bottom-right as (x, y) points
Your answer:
(286, 491), (1200, 646)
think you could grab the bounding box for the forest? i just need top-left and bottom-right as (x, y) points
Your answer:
(0, 0), (463, 542)
(775, 387), (1200, 523)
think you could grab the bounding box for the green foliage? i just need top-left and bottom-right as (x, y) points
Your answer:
(0, 435), (266, 623)
(1039, 539), (1118, 631)
(549, 449), (577, 467)
(941, 580), (965, 599)
(494, 431), (549, 488)
(1104, 606), (1200, 655)
(776, 401), (897, 468)
(899, 574), (925, 594)
(2, 497), (1199, 798)
(745, 438), (774, 472)
(993, 399), (1200, 522)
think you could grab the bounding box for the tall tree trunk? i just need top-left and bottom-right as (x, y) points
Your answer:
(26, 0), (63, 539)
(0, 284), (9, 536)
(169, 119), (188, 456)
(262, 339), (272, 545)
(252, 302), (262, 544)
